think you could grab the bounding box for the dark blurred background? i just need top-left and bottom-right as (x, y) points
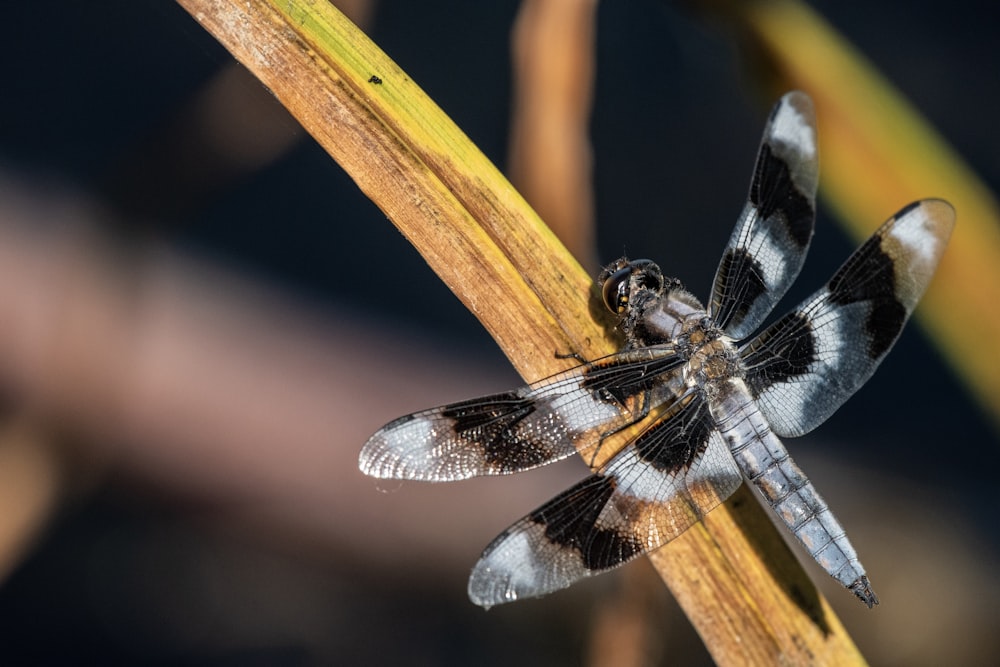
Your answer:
(0, 1), (997, 665)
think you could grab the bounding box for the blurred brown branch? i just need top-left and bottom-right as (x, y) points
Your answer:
(0, 181), (557, 567)
(509, 0), (599, 270)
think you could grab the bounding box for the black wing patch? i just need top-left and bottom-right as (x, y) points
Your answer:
(741, 199), (955, 437)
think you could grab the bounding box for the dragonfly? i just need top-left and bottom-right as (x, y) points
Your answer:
(359, 92), (955, 609)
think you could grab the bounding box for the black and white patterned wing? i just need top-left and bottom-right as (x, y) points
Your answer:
(467, 392), (742, 607)
(740, 199), (955, 437)
(359, 347), (683, 481)
(709, 91), (819, 340)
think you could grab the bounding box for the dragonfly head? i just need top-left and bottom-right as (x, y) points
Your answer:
(600, 258), (664, 315)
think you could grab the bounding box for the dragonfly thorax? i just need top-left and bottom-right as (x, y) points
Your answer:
(676, 314), (742, 392)
(608, 258), (742, 394)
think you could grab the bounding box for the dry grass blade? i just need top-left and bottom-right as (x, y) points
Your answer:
(176, 0), (869, 663)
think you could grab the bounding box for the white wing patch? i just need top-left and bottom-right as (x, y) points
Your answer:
(768, 95), (818, 163)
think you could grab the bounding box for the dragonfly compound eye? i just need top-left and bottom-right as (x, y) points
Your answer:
(602, 265), (634, 314)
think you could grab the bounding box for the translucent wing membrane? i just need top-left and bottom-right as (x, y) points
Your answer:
(741, 199), (955, 437)
(710, 91), (818, 339)
(359, 347), (683, 481)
